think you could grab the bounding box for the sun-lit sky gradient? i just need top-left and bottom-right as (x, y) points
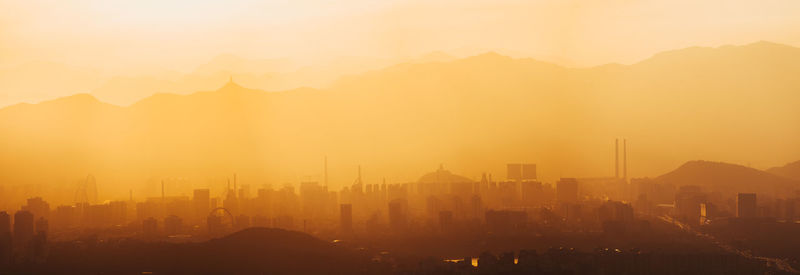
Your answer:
(2, 0), (800, 73)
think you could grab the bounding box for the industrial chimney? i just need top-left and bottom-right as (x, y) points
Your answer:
(623, 139), (628, 180)
(615, 139), (619, 179)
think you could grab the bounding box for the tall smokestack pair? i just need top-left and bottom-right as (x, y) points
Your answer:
(615, 139), (628, 180)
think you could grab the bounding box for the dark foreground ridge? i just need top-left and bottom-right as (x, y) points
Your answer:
(18, 227), (376, 274)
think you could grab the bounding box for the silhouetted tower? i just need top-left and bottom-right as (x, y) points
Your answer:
(0, 211), (10, 265)
(161, 180), (165, 202)
(226, 179), (231, 198)
(615, 139), (619, 179)
(623, 139), (628, 180)
(0, 212), (10, 235)
(324, 156), (328, 188)
(13, 211), (34, 245)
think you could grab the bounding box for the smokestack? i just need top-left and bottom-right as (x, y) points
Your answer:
(161, 180), (165, 201)
(615, 139), (619, 178)
(623, 139), (628, 180)
(233, 173), (237, 198)
(324, 156), (328, 187)
(358, 165), (361, 184)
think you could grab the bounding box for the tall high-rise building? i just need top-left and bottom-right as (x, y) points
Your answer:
(0, 212), (9, 235)
(340, 204), (353, 232)
(556, 178), (579, 203)
(13, 210), (34, 245)
(737, 193), (757, 218)
(0, 211), (10, 265)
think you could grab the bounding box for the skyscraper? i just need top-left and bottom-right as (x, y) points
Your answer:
(0, 211), (10, 266)
(0, 212), (9, 235)
(13, 211), (34, 245)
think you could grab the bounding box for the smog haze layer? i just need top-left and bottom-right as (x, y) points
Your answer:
(0, 0), (799, 206)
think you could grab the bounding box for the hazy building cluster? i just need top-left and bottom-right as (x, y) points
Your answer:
(1, 144), (799, 273)
(0, 159), (649, 242)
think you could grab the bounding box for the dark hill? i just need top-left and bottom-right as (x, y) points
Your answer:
(767, 161), (800, 181)
(34, 228), (380, 274)
(656, 160), (800, 196)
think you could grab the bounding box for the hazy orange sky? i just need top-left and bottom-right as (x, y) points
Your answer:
(1, 0), (800, 202)
(2, 0), (800, 74)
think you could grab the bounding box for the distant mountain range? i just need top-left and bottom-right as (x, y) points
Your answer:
(0, 52), (460, 107)
(0, 41), (799, 203)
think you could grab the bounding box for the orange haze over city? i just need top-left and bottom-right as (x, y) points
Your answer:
(1, 1), (800, 274)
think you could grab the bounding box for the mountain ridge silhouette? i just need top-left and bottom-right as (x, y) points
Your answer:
(656, 160), (800, 196)
(767, 160), (800, 181)
(0, 41), (798, 199)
